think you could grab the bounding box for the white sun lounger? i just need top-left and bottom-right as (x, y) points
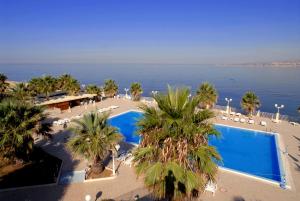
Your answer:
(234, 117), (240, 122)
(116, 153), (132, 162)
(236, 113), (242, 116)
(260, 121), (267, 126)
(290, 122), (299, 126)
(98, 108), (110, 113)
(109, 105), (119, 109)
(221, 116), (228, 120)
(63, 118), (70, 123)
(248, 119), (255, 124)
(205, 180), (217, 196)
(124, 156), (134, 167)
(240, 118), (246, 123)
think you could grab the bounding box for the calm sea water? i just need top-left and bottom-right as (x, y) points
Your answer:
(1, 63), (299, 119)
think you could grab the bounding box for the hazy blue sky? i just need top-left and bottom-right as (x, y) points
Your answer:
(0, 0), (300, 64)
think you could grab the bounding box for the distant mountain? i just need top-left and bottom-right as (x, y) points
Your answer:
(220, 60), (300, 67)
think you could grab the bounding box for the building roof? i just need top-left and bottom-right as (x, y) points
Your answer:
(37, 94), (97, 106)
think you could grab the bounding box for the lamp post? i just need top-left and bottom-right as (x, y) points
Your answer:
(112, 144), (120, 176)
(225, 98), (232, 114)
(274, 104), (284, 123)
(124, 88), (129, 99)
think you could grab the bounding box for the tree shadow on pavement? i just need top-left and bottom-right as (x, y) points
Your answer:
(0, 127), (79, 201)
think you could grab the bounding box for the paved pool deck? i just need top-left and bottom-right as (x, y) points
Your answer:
(1, 98), (300, 201)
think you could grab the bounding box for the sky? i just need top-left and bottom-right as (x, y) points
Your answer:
(0, 0), (300, 64)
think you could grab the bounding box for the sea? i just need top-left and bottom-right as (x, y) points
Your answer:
(1, 63), (299, 120)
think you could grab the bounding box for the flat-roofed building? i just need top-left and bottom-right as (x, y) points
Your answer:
(38, 94), (97, 110)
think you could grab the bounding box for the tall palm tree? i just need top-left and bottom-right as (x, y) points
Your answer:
(11, 83), (32, 101)
(27, 77), (42, 97)
(28, 76), (57, 100)
(68, 112), (122, 174)
(0, 73), (9, 95)
(57, 74), (80, 95)
(0, 98), (52, 161)
(86, 84), (102, 95)
(86, 84), (102, 101)
(103, 79), (118, 98)
(241, 91), (260, 116)
(130, 82), (143, 101)
(40, 76), (57, 100)
(196, 82), (218, 109)
(133, 86), (221, 200)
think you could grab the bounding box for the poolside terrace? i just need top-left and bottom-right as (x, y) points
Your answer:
(1, 98), (300, 201)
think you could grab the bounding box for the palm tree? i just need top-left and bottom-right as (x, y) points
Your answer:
(103, 79), (118, 98)
(40, 76), (57, 100)
(28, 76), (57, 100)
(27, 77), (42, 97)
(130, 82), (143, 101)
(86, 84), (102, 95)
(0, 98), (52, 161)
(10, 83), (32, 101)
(241, 91), (260, 116)
(133, 86), (221, 200)
(86, 84), (102, 101)
(196, 82), (218, 109)
(0, 73), (9, 95)
(68, 112), (122, 174)
(57, 74), (80, 95)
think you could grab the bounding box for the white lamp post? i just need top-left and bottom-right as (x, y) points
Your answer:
(274, 104), (284, 123)
(85, 194), (91, 201)
(225, 98), (232, 114)
(112, 144), (120, 176)
(124, 88), (129, 99)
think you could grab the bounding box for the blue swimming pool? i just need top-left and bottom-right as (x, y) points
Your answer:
(109, 111), (143, 144)
(210, 124), (282, 182)
(109, 111), (283, 183)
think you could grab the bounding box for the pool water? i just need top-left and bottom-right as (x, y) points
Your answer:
(108, 111), (143, 144)
(109, 111), (283, 182)
(210, 124), (282, 182)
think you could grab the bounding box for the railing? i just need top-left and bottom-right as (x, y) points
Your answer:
(213, 104), (300, 122)
(117, 95), (300, 122)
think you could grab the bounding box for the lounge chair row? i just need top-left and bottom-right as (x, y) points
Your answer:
(221, 116), (267, 126)
(220, 111), (242, 116)
(53, 118), (71, 125)
(98, 105), (119, 113)
(116, 152), (133, 167)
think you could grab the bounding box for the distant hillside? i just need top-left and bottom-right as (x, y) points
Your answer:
(221, 60), (300, 67)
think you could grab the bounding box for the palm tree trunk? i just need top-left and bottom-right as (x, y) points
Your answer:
(91, 156), (104, 174)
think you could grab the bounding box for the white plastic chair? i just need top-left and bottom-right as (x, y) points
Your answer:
(240, 118), (246, 123)
(124, 156), (134, 167)
(205, 180), (217, 196)
(248, 119), (255, 124)
(261, 121), (267, 126)
(221, 116), (228, 120)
